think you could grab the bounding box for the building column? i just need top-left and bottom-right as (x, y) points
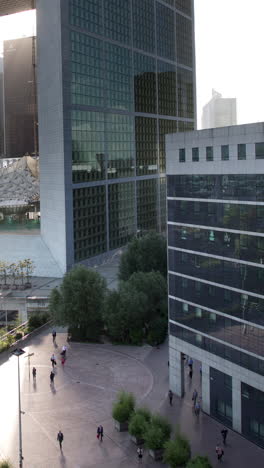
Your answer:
(201, 362), (210, 414)
(232, 377), (242, 432)
(169, 348), (184, 397)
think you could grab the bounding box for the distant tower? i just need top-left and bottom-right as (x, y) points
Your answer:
(3, 36), (38, 158)
(202, 89), (237, 129)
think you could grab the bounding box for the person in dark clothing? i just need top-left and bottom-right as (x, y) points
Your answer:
(50, 371), (55, 384)
(168, 389), (173, 406)
(189, 368), (193, 379)
(32, 367), (36, 379)
(97, 425), (103, 441)
(216, 445), (224, 461)
(57, 430), (63, 450)
(221, 429), (228, 444)
(192, 389), (198, 406)
(52, 329), (56, 343)
(137, 446), (143, 464)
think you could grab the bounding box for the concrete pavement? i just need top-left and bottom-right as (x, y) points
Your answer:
(0, 328), (263, 467)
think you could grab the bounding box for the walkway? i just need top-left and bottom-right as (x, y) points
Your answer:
(0, 328), (262, 467)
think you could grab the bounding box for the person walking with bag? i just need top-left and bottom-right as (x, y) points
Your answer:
(97, 425), (103, 442)
(137, 446), (143, 464)
(216, 445), (224, 461)
(51, 353), (56, 368)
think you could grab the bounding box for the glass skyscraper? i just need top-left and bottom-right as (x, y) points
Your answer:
(69, 0), (195, 263)
(167, 123), (264, 448)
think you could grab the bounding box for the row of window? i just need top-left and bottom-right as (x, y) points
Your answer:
(179, 143), (264, 163)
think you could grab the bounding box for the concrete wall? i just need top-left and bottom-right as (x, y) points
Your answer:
(37, 0), (67, 273)
(166, 122), (264, 176)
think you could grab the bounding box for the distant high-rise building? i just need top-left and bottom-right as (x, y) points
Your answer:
(3, 36), (38, 158)
(0, 57), (3, 157)
(202, 89), (237, 129)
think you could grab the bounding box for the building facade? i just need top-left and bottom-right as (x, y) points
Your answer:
(3, 36), (38, 158)
(0, 0), (195, 276)
(167, 123), (264, 448)
(202, 89), (237, 129)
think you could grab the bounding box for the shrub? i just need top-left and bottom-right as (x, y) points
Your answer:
(186, 455), (212, 468)
(112, 391), (135, 423)
(146, 317), (167, 346)
(163, 432), (191, 467)
(135, 407), (151, 423)
(0, 460), (14, 468)
(144, 414), (171, 450)
(129, 413), (149, 439)
(28, 312), (50, 332)
(15, 332), (23, 341)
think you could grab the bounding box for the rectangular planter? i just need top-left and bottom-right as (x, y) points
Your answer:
(149, 448), (164, 461)
(114, 420), (129, 432)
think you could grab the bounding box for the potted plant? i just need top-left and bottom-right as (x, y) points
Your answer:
(8, 263), (19, 290)
(186, 455), (212, 468)
(112, 391), (135, 432)
(144, 414), (171, 460)
(128, 407), (151, 445)
(163, 431), (191, 467)
(0, 261), (9, 290)
(24, 258), (34, 288)
(18, 260), (26, 290)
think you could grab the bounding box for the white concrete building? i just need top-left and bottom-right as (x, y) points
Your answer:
(166, 122), (264, 448)
(202, 89), (237, 129)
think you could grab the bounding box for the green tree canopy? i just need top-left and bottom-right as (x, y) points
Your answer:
(103, 271), (167, 344)
(49, 265), (106, 341)
(119, 232), (167, 281)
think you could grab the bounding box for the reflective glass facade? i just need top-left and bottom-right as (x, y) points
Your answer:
(168, 170), (264, 403)
(70, 0), (195, 261)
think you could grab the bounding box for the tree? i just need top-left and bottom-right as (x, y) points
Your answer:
(103, 271), (167, 345)
(119, 232), (167, 281)
(49, 265), (106, 341)
(186, 456), (212, 468)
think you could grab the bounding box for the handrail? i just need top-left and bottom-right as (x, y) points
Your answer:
(0, 321), (28, 342)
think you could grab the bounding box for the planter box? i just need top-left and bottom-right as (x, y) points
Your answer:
(149, 448), (164, 461)
(130, 435), (144, 445)
(114, 420), (129, 432)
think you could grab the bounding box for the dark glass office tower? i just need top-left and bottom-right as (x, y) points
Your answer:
(69, 0), (195, 263)
(167, 123), (264, 448)
(0, 57), (3, 157)
(4, 36), (38, 158)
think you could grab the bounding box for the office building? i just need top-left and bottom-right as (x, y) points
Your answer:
(0, 57), (3, 157)
(202, 89), (237, 129)
(3, 36), (38, 158)
(0, 0), (196, 276)
(167, 123), (264, 448)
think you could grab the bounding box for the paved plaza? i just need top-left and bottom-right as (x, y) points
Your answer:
(0, 328), (263, 467)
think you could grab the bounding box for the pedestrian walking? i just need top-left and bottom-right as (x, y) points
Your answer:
(168, 389), (173, 406)
(189, 368), (193, 379)
(188, 357), (193, 370)
(50, 370), (55, 384)
(137, 446), (143, 464)
(61, 356), (65, 367)
(61, 345), (67, 358)
(97, 425), (103, 441)
(221, 428), (228, 445)
(192, 388), (198, 406)
(32, 367), (36, 379)
(57, 430), (64, 450)
(215, 445), (224, 461)
(51, 353), (56, 368)
(194, 400), (201, 416)
(52, 329), (57, 343)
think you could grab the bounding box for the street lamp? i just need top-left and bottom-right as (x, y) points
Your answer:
(11, 348), (25, 468)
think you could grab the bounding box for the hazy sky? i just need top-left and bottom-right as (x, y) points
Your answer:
(195, 0), (264, 128)
(0, 10), (36, 57)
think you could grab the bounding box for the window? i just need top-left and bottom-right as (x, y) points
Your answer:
(195, 307), (202, 317)
(206, 146), (213, 161)
(221, 145), (229, 161)
(183, 303), (189, 313)
(255, 142), (264, 159)
(179, 148), (186, 162)
(238, 143), (246, 160)
(192, 147), (199, 162)
(209, 312), (216, 321)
